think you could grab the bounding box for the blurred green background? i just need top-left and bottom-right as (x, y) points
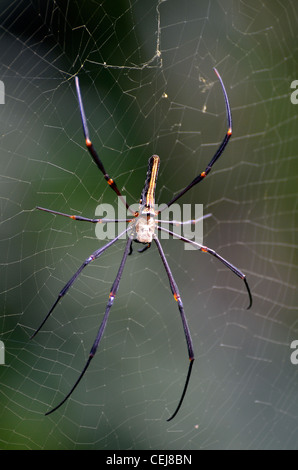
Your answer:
(0, 0), (297, 449)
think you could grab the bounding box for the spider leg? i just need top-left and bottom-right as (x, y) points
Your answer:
(31, 227), (130, 339)
(45, 236), (133, 416)
(157, 225), (252, 309)
(160, 68), (232, 211)
(75, 77), (135, 215)
(36, 206), (132, 224)
(153, 236), (194, 422)
(158, 213), (212, 226)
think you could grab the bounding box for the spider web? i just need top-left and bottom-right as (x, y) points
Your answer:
(0, 0), (297, 450)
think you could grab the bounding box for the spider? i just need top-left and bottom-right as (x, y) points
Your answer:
(32, 68), (252, 421)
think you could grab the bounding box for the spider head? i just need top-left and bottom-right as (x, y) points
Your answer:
(134, 215), (156, 244)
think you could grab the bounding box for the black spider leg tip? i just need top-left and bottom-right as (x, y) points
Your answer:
(167, 358), (194, 422)
(244, 277), (253, 310)
(45, 356), (92, 416)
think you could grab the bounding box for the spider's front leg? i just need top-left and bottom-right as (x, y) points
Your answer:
(161, 68), (232, 211)
(75, 76), (135, 215)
